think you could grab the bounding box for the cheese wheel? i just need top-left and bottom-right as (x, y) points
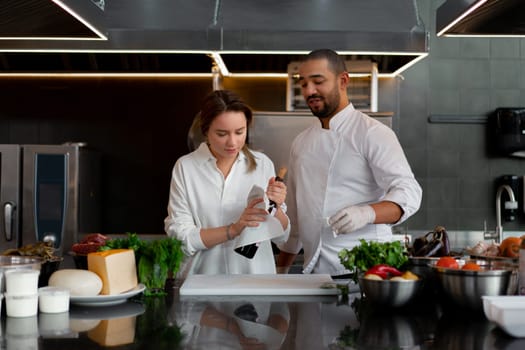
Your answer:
(48, 269), (103, 296)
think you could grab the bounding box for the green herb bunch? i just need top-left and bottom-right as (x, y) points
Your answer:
(338, 239), (408, 282)
(100, 233), (184, 296)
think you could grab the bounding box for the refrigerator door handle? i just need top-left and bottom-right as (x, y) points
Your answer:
(3, 201), (15, 241)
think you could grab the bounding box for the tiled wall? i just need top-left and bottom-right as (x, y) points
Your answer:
(398, 0), (525, 235)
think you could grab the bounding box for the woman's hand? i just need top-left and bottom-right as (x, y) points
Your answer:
(266, 177), (287, 207)
(231, 198), (267, 237)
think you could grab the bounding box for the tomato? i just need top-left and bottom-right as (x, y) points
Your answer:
(436, 256), (459, 269)
(462, 262), (481, 271)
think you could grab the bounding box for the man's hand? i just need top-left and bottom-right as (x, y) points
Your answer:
(328, 205), (376, 235)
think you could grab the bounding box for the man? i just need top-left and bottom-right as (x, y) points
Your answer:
(276, 49), (422, 276)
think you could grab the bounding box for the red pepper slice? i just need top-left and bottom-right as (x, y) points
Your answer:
(365, 264), (402, 279)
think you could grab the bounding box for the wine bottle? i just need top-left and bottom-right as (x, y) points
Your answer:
(268, 167), (288, 216)
(234, 167), (287, 259)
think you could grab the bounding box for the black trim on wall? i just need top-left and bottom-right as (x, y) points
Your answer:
(428, 114), (488, 124)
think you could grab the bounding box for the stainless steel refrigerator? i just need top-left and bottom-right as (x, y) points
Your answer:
(0, 143), (100, 256)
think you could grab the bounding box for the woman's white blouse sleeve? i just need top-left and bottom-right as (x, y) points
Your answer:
(164, 160), (206, 256)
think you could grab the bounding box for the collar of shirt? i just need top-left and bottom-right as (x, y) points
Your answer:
(328, 103), (355, 131)
(194, 142), (247, 166)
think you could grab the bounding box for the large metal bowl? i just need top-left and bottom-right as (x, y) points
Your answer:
(432, 261), (516, 310)
(358, 276), (423, 307)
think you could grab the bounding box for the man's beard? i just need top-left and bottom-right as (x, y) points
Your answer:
(307, 89), (340, 119)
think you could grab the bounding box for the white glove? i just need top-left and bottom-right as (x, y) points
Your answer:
(328, 205), (376, 235)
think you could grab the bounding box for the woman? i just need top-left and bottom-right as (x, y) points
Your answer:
(164, 90), (290, 275)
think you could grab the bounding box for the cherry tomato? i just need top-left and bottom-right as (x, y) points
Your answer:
(436, 256), (459, 269)
(462, 262), (481, 271)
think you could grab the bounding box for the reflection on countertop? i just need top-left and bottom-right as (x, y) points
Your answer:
(0, 279), (516, 350)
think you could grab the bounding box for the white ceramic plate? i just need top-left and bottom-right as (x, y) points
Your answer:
(69, 284), (145, 307)
(69, 301), (145, 319)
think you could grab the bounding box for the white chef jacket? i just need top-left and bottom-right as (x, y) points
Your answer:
(164, 143), (290, 275)
(277, 103), (421, 275)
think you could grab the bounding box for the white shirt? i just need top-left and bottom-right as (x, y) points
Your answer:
(164, 143), (290, 275)
(277, 103), (422, 275)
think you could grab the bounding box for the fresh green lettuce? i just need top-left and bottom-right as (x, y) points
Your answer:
(338, 239), (408, 282)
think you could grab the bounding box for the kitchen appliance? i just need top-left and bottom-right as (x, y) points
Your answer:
(0, 143), (100, 256)
(490, 108), (525, 157)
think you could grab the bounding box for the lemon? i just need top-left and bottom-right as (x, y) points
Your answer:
(401, 270), (419, 280)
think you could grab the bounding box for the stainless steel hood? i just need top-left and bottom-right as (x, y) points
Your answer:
(0, 0), (106, 40)
(437, 0), (525, 37)
(0, 0), (428, 75)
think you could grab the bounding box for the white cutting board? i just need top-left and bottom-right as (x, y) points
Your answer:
(179, 274), (339, 296)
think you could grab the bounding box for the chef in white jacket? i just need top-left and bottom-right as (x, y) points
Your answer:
(276, 49), (422, 276)
(165, 90), (290, 275)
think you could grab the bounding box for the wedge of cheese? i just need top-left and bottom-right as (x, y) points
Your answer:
(88, 316), (136, 346)
(87, 249), (138, 295)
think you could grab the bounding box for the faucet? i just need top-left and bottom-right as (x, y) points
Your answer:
(494, 184), (518, 243)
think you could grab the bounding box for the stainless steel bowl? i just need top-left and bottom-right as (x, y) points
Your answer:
(432, 262), (515, 310)
(407, 256), (441, 294)
(0, 255), (43, 292)
(357, 312), (422, 348)
(358, 276), (423, 307)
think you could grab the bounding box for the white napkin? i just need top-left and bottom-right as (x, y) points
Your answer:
(233, 185), (285, 249)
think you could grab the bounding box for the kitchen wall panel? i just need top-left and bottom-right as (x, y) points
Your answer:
(399, 0), (525, 236)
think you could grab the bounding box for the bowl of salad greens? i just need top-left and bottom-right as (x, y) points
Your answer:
(339, 239), (423, 307)
(338, 239), (409, 282)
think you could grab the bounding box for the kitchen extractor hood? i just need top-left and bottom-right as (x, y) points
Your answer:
(0, 0), (428, 76)
(437, 0), (525, 37)
(0, 0), (107, 40)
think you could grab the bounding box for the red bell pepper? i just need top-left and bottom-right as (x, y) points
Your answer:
(364, 264), (402, 279)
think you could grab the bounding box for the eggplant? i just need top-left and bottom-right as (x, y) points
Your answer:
(411, 226), (450, 257)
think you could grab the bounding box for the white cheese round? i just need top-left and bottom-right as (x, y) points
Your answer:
(48, 269), (103, 296)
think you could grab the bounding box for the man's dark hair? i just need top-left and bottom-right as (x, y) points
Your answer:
(303, 49), (347, 75)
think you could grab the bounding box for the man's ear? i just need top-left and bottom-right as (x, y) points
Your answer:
(339, 72), (349, 89)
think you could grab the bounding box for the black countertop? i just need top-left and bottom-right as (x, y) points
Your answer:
(7, 279), (524, 350)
